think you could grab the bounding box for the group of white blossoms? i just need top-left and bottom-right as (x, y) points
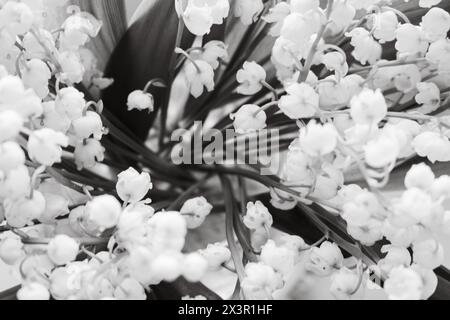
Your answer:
(0, 0), (449, 301)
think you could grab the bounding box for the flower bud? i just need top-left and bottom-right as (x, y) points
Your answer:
(243, 201), (273, 231)
(0, 110), (23, 142)
(0, 141), (25, 173)
(0, 236), (24, 265)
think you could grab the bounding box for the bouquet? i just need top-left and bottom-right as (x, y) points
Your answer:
(0, 0), (449, 301)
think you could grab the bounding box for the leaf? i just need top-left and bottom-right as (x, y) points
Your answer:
(102, 0), (194, 141)
(151, 279), (223, 300)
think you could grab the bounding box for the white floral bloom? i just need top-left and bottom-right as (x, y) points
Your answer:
(0, 165), (30, 201)
(147, 211), (187, 253)
(391, 188), (433, 228)
(372, 11), (398, 44)
(127, 90), (154, 112)
(263, 2), (290, 37)
(148, 252), (183, 284)
(17, 283), (50, 301)
(47, 235), (79, 266)
(384, 266), (424, 300)
(412, 239), (444, 270)
(346, 27), (382, 65)
(280, 12), (321, 48)
(321, 51), (349, 79)
(0, 141), (25, 174)
(236, 61), (266, 95)
(378, 245), (412, 275)
(431, 175), (450, 200)
(0, 2), (34, 37)
(421, 7), (450, 42)
(84, 195), (122, 231)
(364, 129), (400, 168)
(28, 128), (69, 166)
(307, 241), (344, 276)
(180, 196), (213, 229)
(318, 74), (364, 110)
(330, 267), (360, 300)
(73, 139), (105, 170)
(243, 201), (273, 231)
(395, 23), (429, 54)
(39, 101), (72, 133)
(201, 40), (228, 70)
(279, 83), (318, 119)
(350, 88), (387, 125)
(419, 0), (442, 8)
(412, 264), (439, 300)
(4, 191), (46, 228)
(328, 0), (356, 34)
(199, 243), (231, 270)
(58, 51), (85, 84)
(415, 82), (440, 113)
(182, 253), (209, 282)
(299, 121), (337, 157)
(0, 75), (43, 118)
(234, 0), (264, 25)
(230, 104), (267, 133)
(412, 131), (450, 163)
(59, 11), (102, 51)
(260, 240), (296, 275)
(21, 59), (52, 99)
(290, 0), (319, 14)
(55, 87), (86, 121)
(404, 163), (435, 191)
(183, 3), (214, 36)
(241, 263), (283, 300)
(181, 0), (229, 36)
(38, 181), (70, 223)
(114, 278), (146, 301)
(426, 38), (450, 74)
(72, 111), (104, 140)
(0, 236), (24, 265)
(116, 167), (152, 204)
(184, 59), (215, 98)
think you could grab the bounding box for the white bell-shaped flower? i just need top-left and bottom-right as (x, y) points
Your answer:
(0, 75), (42, 118)
(201, 40), (228, 70)
(243, 201), (273, 231)
(350, 88), (387, 125)
(372, 11), (398, 44)
(199, 243), (231, 270)
(180, 196), (213, 229)
(127, 90), (154, 112)
(236, 61), (266, 95)
(4, 191), (46, 228)
(299, 121), (338, 157)
(415, 82), (440, 113)
(74, 139), (105, 170)
(412, 239), (444, 270)
(184, 59), (215, 98)
(395, 23), (429, 54)
(384, 266), (424, 300)
(0, 141), (25, 174)
(0, 2), (34, 37)
(421, 7), (450, 42)
(55, 87), (86, 121)
(21, 59), (52, 99)
(182, 253), (209, 282)
(84, 195), (122, 232)
(0, 165), (30, 201)
(230, 104), (267, 133)
(58, 51), (85, 84)
(0, 110), (23, 142)
(413, 131), (450, 163)
(234, 0), (264, 25)
(17, 283), (50, 301)
(279, 82), (319, 119)
(0, 236), (24, 265)
(47, 235), (79, 266)
(71, 111), (104, 140)
(28, 128), (69, 166)
(116, 167), (153, 204)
